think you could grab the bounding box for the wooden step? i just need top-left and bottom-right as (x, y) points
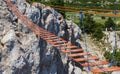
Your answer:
(52, 43), (71, 47)
(46, 40), (58, 42)
(45, 37), (65, 40)
(39, 34), (52, 36)
(44, 37), (58, 40)
(46, 40), (65, 45)
(40, 35), (54, 38)
(49, 41), (66, 45)
(52, 44), (64, 47)
(47, 40), (67, 43)
(81, 61), (109, 67)
(57, 43), (72, 46)
(74, 56), (99, 62)
(45, 41), (65, 47)
(40, 34), (55, 37)
(40, 30), (45, 33)
(61, 49), (83, 53)
(45, 38), (67, 43)
(68, 52), (90, 57)
(45, 33), (56, 37)
(48, 35), (56, 37)
(47, 39), (67, 43)
(61, 46), (78, 50)
(91, 66), (120, 73)
(45, 32), (54, 35)
(52, 37), (67, 42)
(65, 46), (78, 49)
(45, 37), (58, 39)
(49, 34), (56, 37)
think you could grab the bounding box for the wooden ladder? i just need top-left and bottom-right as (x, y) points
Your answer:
(5, 0), (120, 73)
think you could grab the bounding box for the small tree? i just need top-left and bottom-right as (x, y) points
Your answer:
(117, 24), (120, 31)
(105, 17), (114, 30)
(104, 50), (120, 66)
(101, 16), (106, 19)
(80, 14), (104, 41)
(92, 27), (104, 41)
(83, 14), (96, 34)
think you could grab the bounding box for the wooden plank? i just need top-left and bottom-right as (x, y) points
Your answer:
(40, 35), (55, 38)
(45, 32), (55, 35)
(73, 56), (99, 62)
(81, 61), (109, 67)
(46, 40), (57, 45)
(48, 35), (57, 37)
(40, 34), (55, 37)
(48, 41), (66, 45)
(91, 66), (120, 73)
(68, 52), (90, 57)
(7, 1), (118, 74)
(58, 43), (72, 46)
(46, 40), (65, 46)
(45, 37), (58, 39)
(47, 39), (67, 43)
(70, 48), (83, 52)
(47, 40), (67, 43)
(44, 37), (67, 43)
(52, 43), (71, 47)
(65, 46), (78, 49)
(61, 49), (83, 53)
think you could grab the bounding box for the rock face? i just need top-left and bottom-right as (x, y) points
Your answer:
(104, 31), (120, 49)
(1, 30), (16, 44)
(0, 0), (82, 74)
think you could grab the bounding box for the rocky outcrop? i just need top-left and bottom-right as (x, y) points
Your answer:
(104, 31), (120, 49)
(0, 0), (82, 74)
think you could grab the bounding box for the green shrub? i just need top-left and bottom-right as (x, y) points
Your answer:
(91, 27), (104, 41)
(105, 17), (115, 30)
(104, 50), (120, 66)
(80, 14), (104, 41)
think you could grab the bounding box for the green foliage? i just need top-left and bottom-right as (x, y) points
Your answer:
(117, 24), (120, 31)
(50, 0), (64, 5)
(91, 26), (104, 41)
(104, 50), (120, 66)
(101, 16), (106, 19)
(27, 0), (120, 9)
(105, 17), (114, 30)
(84, 15), (96, 34)
(104, 51), (112, 61)
(26, 0), (41, 3)
(80, 14), (104, 41)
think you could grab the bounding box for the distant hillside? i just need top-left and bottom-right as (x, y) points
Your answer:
(28, 0), (120, 9)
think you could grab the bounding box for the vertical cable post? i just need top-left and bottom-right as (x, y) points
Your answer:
(79, 10), (90, 70)
(110, 10), (117, 67)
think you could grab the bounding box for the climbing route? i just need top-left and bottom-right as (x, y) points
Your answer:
(5, 0), (120, 73)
